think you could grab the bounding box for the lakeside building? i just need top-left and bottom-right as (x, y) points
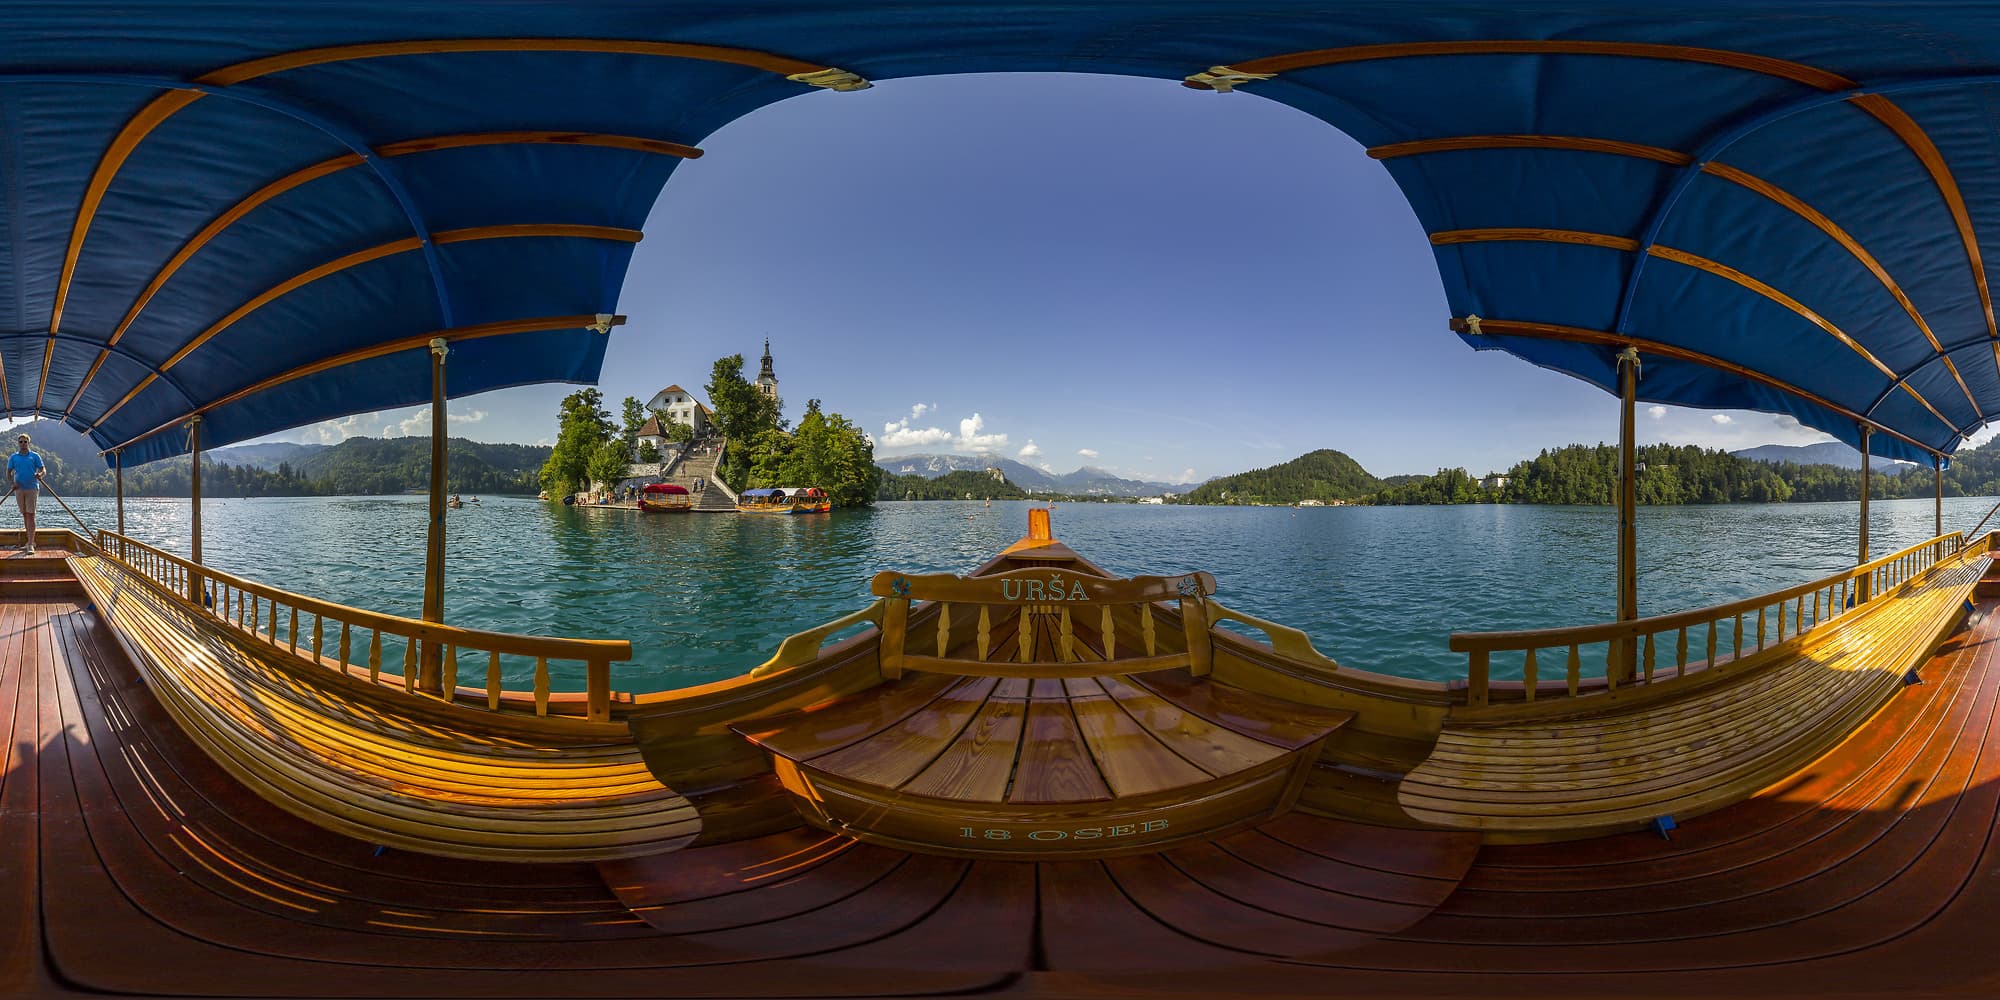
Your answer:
(1480, 473), (1511, 490)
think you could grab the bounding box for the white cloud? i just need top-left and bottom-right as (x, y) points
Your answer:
(956, 413), (1009, 454)
(1647, 405), (1667, 420)
(393, 406), (487, 437)
(877, 407), (1010, 454)
(879, 416), (952, 448)
(1077, 448), (1099, 459)
(303, 412), (380, 444)
(1017, 440), (1042, 459)
(1711, 414), (1734, 425)
(1174, 468), (1198, 484)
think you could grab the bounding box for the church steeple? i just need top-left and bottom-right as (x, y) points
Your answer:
(756, 338), (778, 399)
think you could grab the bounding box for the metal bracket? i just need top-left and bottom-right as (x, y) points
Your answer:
(787, 67), (872, 91)
(1184, 65), (1276, 93)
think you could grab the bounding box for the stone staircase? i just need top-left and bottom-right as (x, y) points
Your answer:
(662, 440), (737, 512)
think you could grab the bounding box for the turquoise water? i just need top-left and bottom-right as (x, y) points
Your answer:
(35, 494), (1995, 691)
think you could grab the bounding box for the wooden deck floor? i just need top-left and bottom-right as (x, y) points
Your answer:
(8, 588), (2000, 997)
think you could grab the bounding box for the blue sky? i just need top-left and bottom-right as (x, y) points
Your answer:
(264, 71), (1919, 480)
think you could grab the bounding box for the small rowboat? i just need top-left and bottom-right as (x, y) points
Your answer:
(637, 483), (692, 513)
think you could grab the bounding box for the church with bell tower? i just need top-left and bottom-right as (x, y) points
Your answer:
(756, 338), (779, 400)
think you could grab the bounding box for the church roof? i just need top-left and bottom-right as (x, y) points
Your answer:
(636, 415), (664, 438)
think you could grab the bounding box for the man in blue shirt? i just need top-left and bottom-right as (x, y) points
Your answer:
(8, 433), (45, 554)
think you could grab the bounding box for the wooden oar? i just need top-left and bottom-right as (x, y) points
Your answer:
(36, 480), (94, 537)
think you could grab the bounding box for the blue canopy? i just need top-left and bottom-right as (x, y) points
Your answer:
(741, 489), (782, 498)
(8, 3), (2000, 465)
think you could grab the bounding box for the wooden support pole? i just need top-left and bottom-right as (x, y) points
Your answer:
(113, 448), (124, 537)
(188, 416), (203, 603)
(1859, 425), (1871, 602)
(1615, 348), (1639, 683)
(1936, 457), (1945, 539)
(419, 338), (448, 695)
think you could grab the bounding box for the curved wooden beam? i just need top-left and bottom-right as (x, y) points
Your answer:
(88, 223), (641, 431)
(62, 130), (698, 419)
(102, 313), (626, 454)
(1188, 40), (1856, 90)
(1203, 41), (1995, 402)
(1374, 134), (1983, 419)
(1431, 228), (1961, 436)
(51, 38), (838, 340)
(1447, 316), (1947, 458)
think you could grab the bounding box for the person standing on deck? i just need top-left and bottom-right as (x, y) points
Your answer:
(9, 433), (46, 553)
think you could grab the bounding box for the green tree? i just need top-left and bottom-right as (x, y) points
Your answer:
(539, 388), (616, 494)
(738, 400), (881, 507)
(587, 438), (632, 491)
(620, 396), (647, 450)
(705, 354), (782, 489)
(637, 440), (662, 463)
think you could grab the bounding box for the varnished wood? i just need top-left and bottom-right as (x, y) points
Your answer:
(1204, 39), (1858, 90)
(1451, 316), (1947, 458)
(1616, 349), (1637, 684)
(1438, 231), (1961, 437)
(420, 341), (446, 694)
(103, 313), (625, 454)
(90, 225), (641, 432)
(1370, 133), (1693, 164)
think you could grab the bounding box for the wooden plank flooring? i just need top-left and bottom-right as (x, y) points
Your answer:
(11, 588), (2000, 997)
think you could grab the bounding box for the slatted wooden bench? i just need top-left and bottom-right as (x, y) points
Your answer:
(1399, 546), (1986, 839)
(736, 565), (1352, 857)
(73, 554), (701, 862)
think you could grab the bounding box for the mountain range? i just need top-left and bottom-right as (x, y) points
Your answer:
(872, 453), (1184, 497)
(1730, 442), (1914, 470)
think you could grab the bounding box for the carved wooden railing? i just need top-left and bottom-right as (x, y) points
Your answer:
(92, 531), (632, 722)
(870, 567), (1218, 678)
(1450, 531), (1982, 707)
(1204, 598), (1342, 672)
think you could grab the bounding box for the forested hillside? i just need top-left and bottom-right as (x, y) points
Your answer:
(1179, 450), (1382, 505)
(7, 419), (548, 496)
(878, 469), (1029, 500)
(1372, 442), (1984, 505)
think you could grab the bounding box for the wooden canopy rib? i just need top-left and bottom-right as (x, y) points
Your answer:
(1376, 135), (1983, 419)
(1431, 228), (1964, 436)
(1848, 95), (2000, 384)
(62, 131), (695, 420)
(1450, 316), (1946, 457)
(1215, 41), (1994, 407)
(1195, 40), (1858, 90)
(49, 37), (833, 407)
(102, 313), (625, 454)
(87, 223), (640, 431)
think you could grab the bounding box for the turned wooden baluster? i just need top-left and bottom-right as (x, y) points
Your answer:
(1757, 607), (1767, 649)
(1100, 606), (1116, 660)
(367, 630), (382, 684)
(1140, 604), (1157, 655)
(1522, 648), (1538, 702)
(1704, 620), (1715, 668)
(1642, 632), (1656, 682)
(1059, 607), (1076, 662)
(486, 651), (502, 710)
(1676, 627), (1688, 672)
(533, 656), (550, 717)
(936, 602), (951, 658)
(339, 622), (351, 668)
(1017, 606), (1034, 662)
(441, 644), (457, 695)
(288, 607), (298, 654)
(976, 606), (991, 661)
(311, 615), (322, 661)
(402, 640), (417, 694)
(1566, 644), (1580, 697)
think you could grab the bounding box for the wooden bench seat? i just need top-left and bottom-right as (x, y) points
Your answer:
(1398, 552), (1985, 839)
(72, 555), (701, 862)
(737, 667), (1351, 857)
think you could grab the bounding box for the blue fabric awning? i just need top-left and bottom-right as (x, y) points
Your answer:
(9, 3), (2000, 465)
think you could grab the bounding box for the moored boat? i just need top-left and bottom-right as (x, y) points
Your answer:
(737, 486), (832, 514)
(636, 482), (693, 513)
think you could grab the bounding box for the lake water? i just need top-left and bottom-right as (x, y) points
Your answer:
(36, 494), (1995, 691)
